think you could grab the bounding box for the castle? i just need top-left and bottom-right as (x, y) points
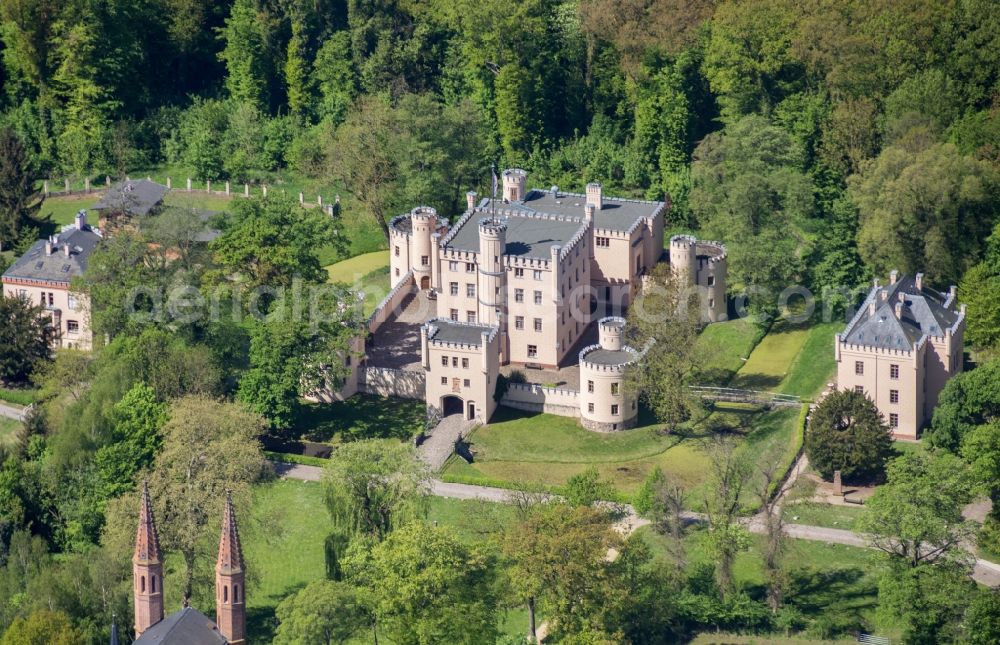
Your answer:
(835, 271), (966, 440)
(336, 169), (727, 430)
(130, 483), (246, 644)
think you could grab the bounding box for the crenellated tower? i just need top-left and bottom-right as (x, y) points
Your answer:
(501, 169), (527, 202)
(409, 206), (437, 290)
(133, 482), (164, 638)
(215, 492), (246, 645)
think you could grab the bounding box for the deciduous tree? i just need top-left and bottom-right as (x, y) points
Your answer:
(0, 292), (52, 384)
(274, 579), (371, 645)
(805, 389), (893, 483)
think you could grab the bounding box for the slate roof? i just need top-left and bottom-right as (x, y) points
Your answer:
(841, 275), (961, 350)
(91, 179), (168, 217)
(427, 319), (497, 346)
(133, 607), (227, 645)
(484, 188), (663, 233)
(445, 212), (586, 260)
(1, 225), (101, 284)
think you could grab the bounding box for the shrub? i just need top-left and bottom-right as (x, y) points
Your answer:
(806, 390), (893, 483)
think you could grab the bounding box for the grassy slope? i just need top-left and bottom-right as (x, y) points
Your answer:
(727, 319), (841, 399)
(325, 251), (392, 315)
(779, 322), (841, 398)
(0, 417), (21, 447)
(244, 479), (523, 642)
(445, 405), (800, 503)
(40, 194), (94, 226)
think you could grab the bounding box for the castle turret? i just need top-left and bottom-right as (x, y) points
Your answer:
(409, 206), (437, 290)
(586, 182), (603, 211)
(215, 492), (246, 645)
(477, 217), (507, 328)
(579, 317), (638, 432)
(133, 482), (164, 639)
(669, 235), (697, 287)
(502, 169), (527, 202)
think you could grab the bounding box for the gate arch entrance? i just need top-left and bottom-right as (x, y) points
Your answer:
(442, 395), (464, 417)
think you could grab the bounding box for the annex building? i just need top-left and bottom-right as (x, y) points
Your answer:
(333, 169), (728, 431)
(835, 271), (965, 440)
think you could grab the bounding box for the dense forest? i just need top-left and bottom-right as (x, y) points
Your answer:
(1, 0), (1000, 643)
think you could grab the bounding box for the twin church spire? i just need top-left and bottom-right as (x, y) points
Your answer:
(132, 484), (245, 644)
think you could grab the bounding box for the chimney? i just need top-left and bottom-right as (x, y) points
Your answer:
(75, 210), (87, 231)
(915, 272), (924, 291)
(949, 285), (957, 300)
(868, 300), (876, 316)
(45, 241), (53, 256)
(466, 191), (477, 210)
(889, 269), (898, 285)
(879, 288), (888, 301)
(63, 244), (71, 257)
(584, 203), (595, 221)
(586, 182), (603, 210)
(894, 301), (903, 319)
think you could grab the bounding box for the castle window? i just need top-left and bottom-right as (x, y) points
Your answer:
(395, 268), (400, 277)
(234, 585), (239, 603)
(466, 263), (476, 273)
(854, 385), (864, 395)
(68, 295), (77, 310)
(463, 379), (471, 387)
(515, 289), (524, 303)
(588, 402), (594, 413)
(596, 237), (610, 247)
(421, 255), (429, 266)
(449, 261), (458, 271)
(515, 268), (524, 278)
(515, 316), (524, 330)
(452, 357), (459, 367)
(890, 364), (899, 379)
(140, 576), (146, 592)
(467, 311), (476, 323)
(450, 309), (459, 321)
(534, 291), (542, 305)
(611, 383), (620, 395)
(66, 320), (79, 334)
(889, 413), (899, 428)
(441, 377), (447, 385)
(533, 270), (542, 281)
(534, 318), (542, 332)
(466, 283), (476, 297)
(450, 282), (459, 296)
(611, 404), (620, 416)
(462, 358), (469, 369)
(224, 585), (228, 603)
(707, 276), (715, 286)
(587, 380), (594, 393)
(394, 246), (400, 256)
(854, 361), (864, 376)
(442, 356), (448, 366)
(890, 389), (899, 404)
(708, 298), (715, 309)
(527, 345), (538, 358)
(151, 575), (156, 593)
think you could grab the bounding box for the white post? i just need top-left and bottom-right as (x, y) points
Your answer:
(106, 176), (111, 187)
(317, 195), (322, 206)
(225, 181), (230, 195)
(206, 180), (211, 193)
(263, 185), (268, 197)
(43, 180), (49, 196)
(299, 192), (304, 205)
(244, 183), (249, 197)
(64, 178), (70, 193)
(84, 177), (90, 193)
(186, 178), (192, 191)
(166, 177), (172, 189)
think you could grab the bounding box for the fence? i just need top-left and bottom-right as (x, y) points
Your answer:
(688, 385), (801, 407)
(40, 175), (339, 213)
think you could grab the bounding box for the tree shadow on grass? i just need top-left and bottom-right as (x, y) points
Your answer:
(730, 372), (784, 390)
(784, 566), (876, 617)
(293, 394), (425, 443)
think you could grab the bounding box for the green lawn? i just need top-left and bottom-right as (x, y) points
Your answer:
(242, 478), (524, 642)
(695, 318), (767, 384)
(40, 194), (94, 226)
(444, 405), (802, 504)
(0, 387), (39, 407)
(293, 395), (425, 444)
(783, 501), (866, 530)
(162, 191), (237, 212)
(325, 251), (392, 315)
(779, 322), (841, 398)
(0, 417), (21, 447)
(639, 524), (895, 641)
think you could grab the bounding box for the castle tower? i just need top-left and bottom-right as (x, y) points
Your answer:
(478, 218), (508, 329)
(669, 235), (697, 287)
(133, 482), (164, 638)
(501, 169), (527, 202)
(215, 492), (246, 645)
(409, 206), (437, 291)
(586, 182), (603, 210)
(579, 317), (639, 432)
(598, 316), (623, 351)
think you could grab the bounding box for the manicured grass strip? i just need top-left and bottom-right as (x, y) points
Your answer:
(783, 501), (865, 531)
(732, 322), (811, 391)
(778, 321), (841, 398)
(39, 195), (94, 226)
(325, 250), (390, 284)
(265, 451), (329, 467)
(695, 318), (766, 384)
(0, 387), (39, 406)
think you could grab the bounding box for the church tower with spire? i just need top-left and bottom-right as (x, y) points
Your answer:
(133, 482), (164, 638)
(215, 492), (246, 645)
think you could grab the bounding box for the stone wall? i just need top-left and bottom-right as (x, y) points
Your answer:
(367, 272), (415, 334)
(501, 382), (580, 417)
(360, 367), (426, 400)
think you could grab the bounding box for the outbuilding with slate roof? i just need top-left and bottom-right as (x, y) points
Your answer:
(835, 270), (965, 440)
